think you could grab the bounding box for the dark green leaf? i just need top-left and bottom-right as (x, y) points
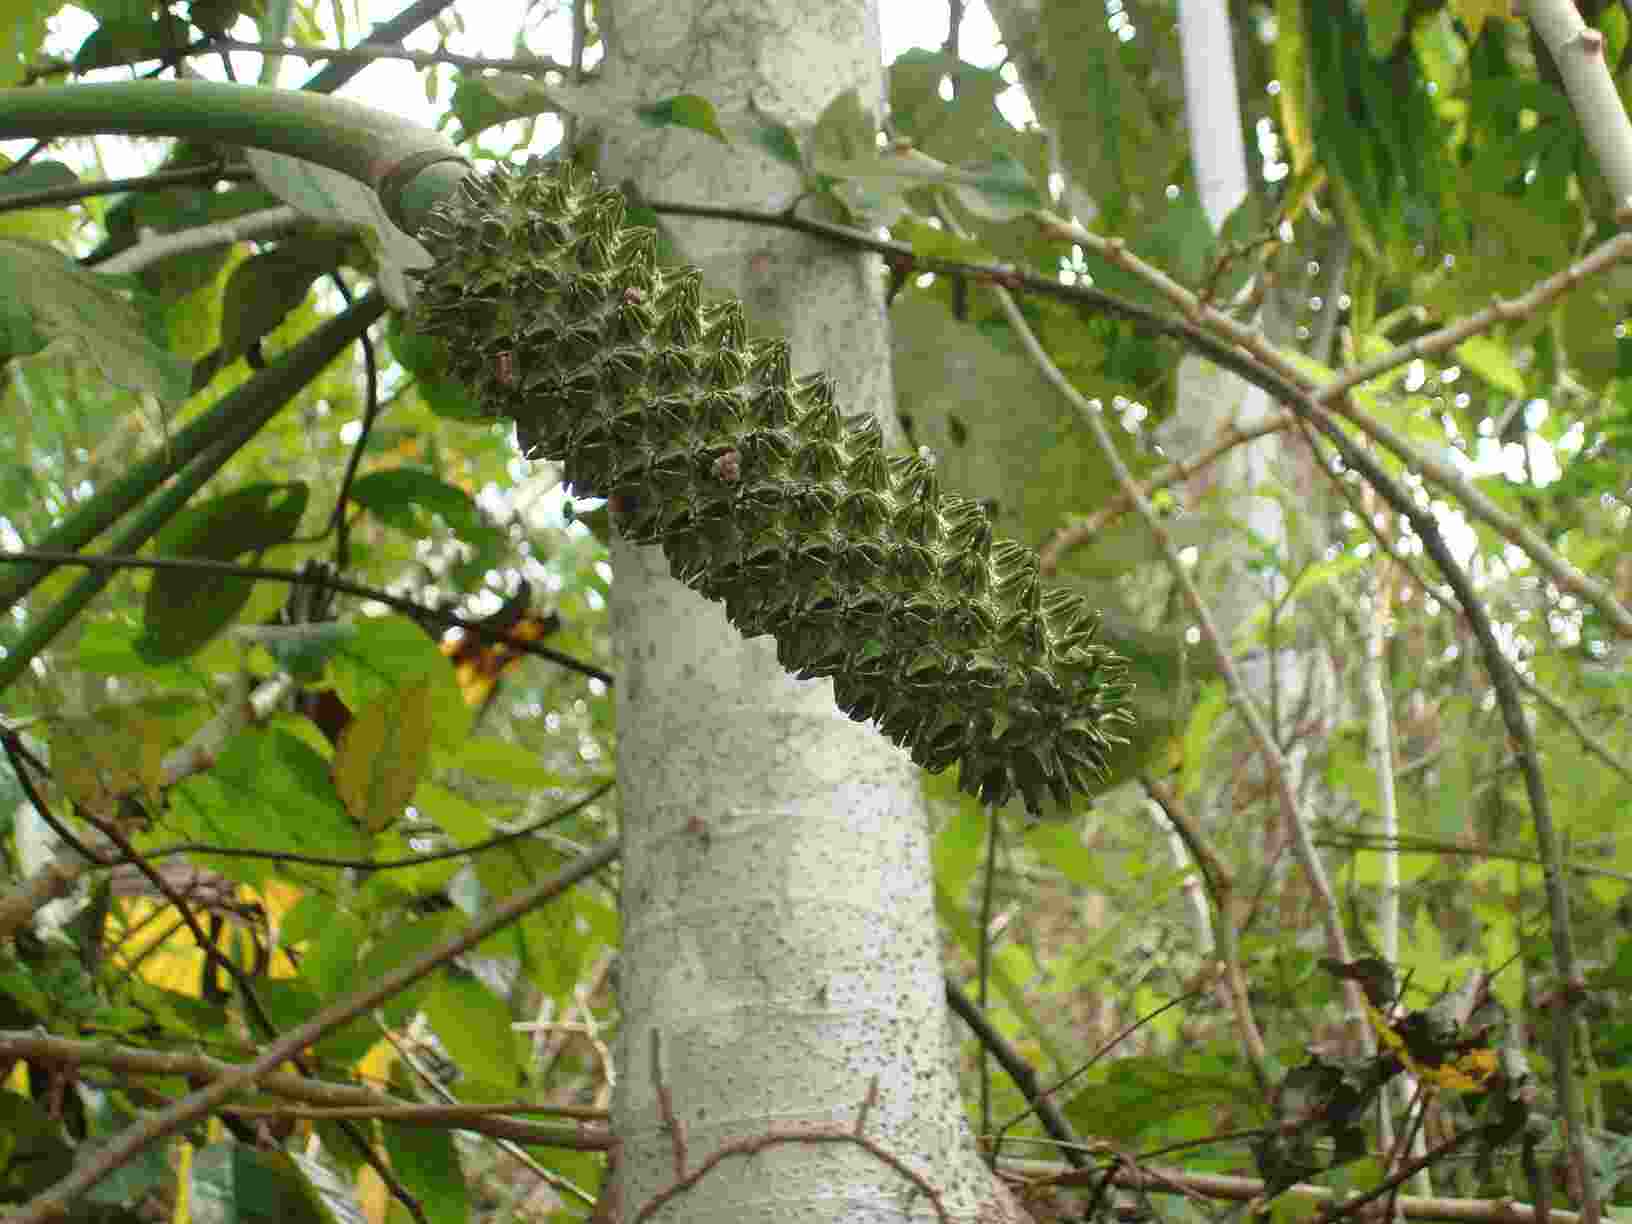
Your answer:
(744, 98), (802, 168)
(166, 727), (367, 884)
(137, 482), (309, 661)
(386, 315), (487, 421)
(0, 161), (76, 199)
(348, 468), (484, 536)
(0, 1093), (75, 1203)
(218, 251), (326, 363)
(423, 971), (522, 1098)
(382, 1115), (467, 1224)
(637, 93), (728, 144)
(188, 1141), (338, 1224)
(72, 13), (190, 71)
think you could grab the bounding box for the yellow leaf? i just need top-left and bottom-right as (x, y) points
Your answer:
(1451, 0), (1510, 42)
(334, 682), (434, 833)
(50, 707), (166, 817)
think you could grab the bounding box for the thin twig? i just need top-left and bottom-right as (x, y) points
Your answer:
(0, 1033), (612, 1149)
(0, 163), (254, 214)
(301, 0), (458, 95)
(79, 814), (430, 1224)
(1039, 412), (1295, 575)
(0, 549), (612, 686)
(0, 674), (295, 944)
(209, 37), (571, 76)
(1008, 1154), (1572, 1224)
(1042, 211), (1632, 642)
(7, 839), (618, 1223)
(1142, 776), (1270, 1092)
(970, 230), (1364, 1007)
(148, 779), (613, 871)
(943, 977), (1087, 1169)
(95, 206), (303, 276)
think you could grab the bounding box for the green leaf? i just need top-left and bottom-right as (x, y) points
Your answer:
(136, 482), (309, 662)
(442, 71), (565, 142)
(423, 971), (522, 1098)
(808, 87), (875, 170)
(948, 152), (1044, 221)
(329, 617), (473, 752)
(1179, 680), (1227, 797)
(0, 0), (55, 88)
(472, 838), (567, 968)
(253, 978), (380, 1064)
(348, 467), (484, 536)
(439, 737), (564, 790)
(1066, 1053), (1251, 1144)
(50, 698), (196, 815)
(1451, 0), (1511, 41)
(188, 1142), (338, 1224)
(298, 908), (367, 1001)
(0, 238), (190, 401)
(637, 93), (728, 144)
(334, 680), (434, 833)
(1454, 334), (1526, 396)
(932, 801), (986, 902)
(742, 97), (802, 168)
(1281, 553), (1368, 606)
(0, 1093), (75, 1202)
(251, 621), (355, 683)
(168, 727), (368, 885)
(359, 914), (460, 1027)
(382, 1113), (467, 1224)
(1367, 0), (1411, 55)
(892, 215), (993, 265)
(411, 779), (500, 844)
(385, 315), (486, 421)
(72, 12), (190, 71)
(218, 250), (326, 363)
(0, 161), (76, 200)
(243, 150), (429, 309)
(1024, 820), (1104, 889)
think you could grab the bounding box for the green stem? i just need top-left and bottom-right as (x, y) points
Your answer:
(0, 293), (386, 696)
(0, 82), (468, 233)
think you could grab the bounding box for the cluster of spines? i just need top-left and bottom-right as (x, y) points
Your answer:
(411, 162), (1133, 813)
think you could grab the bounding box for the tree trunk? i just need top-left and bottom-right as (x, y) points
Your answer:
(595, 2), (1015, 1218)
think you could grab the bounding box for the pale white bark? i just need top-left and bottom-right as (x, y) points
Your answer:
(1168, 0), (1282, 641)
(1176, 0), (1248, 228)
(95, 206), (302, 277)
(596, 2), (1004, 1219)
(1166, 1), (1360, 1052)
(1526, 0), (1632, 209)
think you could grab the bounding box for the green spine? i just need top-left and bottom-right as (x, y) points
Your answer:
(410, 162), (1132, 813)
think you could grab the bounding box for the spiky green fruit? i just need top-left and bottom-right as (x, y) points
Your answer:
(410, 162), (1132, 813)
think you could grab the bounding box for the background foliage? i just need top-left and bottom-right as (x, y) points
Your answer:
(1, 0), (1631, 1221)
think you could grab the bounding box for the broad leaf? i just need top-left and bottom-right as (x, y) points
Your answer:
(0, 238), (190, 401)
(137, 482), (309, 662)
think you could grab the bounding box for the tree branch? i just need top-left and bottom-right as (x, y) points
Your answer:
(214, 37), (572, 77)
(8, 839), (618, 1223)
